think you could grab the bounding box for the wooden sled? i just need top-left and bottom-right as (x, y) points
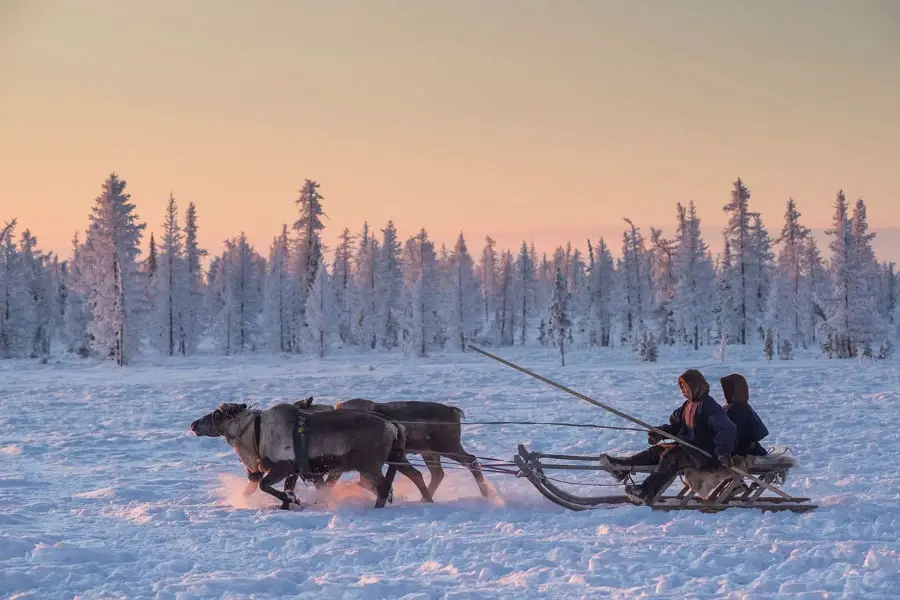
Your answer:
(514, 444), (817, 513)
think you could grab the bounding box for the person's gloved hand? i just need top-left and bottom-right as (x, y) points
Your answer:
(717, 454), (734, 468)
(648, 430), (664, 445)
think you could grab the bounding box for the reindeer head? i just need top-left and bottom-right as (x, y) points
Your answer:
(190, 403), (249, 437)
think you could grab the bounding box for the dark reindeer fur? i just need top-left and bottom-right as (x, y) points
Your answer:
(334, 398), (491, 499)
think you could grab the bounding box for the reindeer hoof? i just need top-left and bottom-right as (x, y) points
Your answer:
(280, 492), (302, 510)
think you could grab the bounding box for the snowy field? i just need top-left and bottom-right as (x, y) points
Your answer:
(2, 346), (899, 599)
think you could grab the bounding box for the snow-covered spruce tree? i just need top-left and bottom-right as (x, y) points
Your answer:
(849, 198), (886, 348)
(861, 341), (874, 359)
(151, 194), (186, 356)
(401, 229), (440, 357)
(64, 233), (91, 357)
(585, 240), (597, 346)
(891, 263), (899, 336)
(877, 262), (896, 331)
(547, 266), (572, 366)
(567, 248), (590, 347)
(588, 238), (616, 347)
(878, 338), (892, 360)
(801, 236), (829, 344)
(722, 178), (753, 345)
(138, 232), (158, 333)
(713, 237), (739, 345)
(434, 243), (450, 350)
(444, 233), (481, 351)
(495, 250), (517, 346)
(180, 202), (206, 355)
(515, 241), (534, 345)
(823, 192), (884, 358)
(478, 236), (499, 342)
(376, 221), (404, 350)
(291, 179), (326, 351)
(332, 227), (355, 346)
(77, 174), (146, 365)
(639, 329), (658, 362)
(778, 337), (793, 360)
(145, 232), (158, 278)
(205, 255), (226, 352)
(18, 230), (54, 358)
(749, 213), (774, 341)
(823, 191), (855, 357)
(538, 319), (547, 346)
(649, 228), (676, 346)
(618, 219), (650, 346)
(765, 198), (810, 349)
(304, 254), (337, 358)
(535, 252), (554, 320)
(351, 222), (379, 350)
(763, 329), (774, 360)
(672, 202), (715, 350)
(211, 233), (265, 354)
(715, 329), (728, 362)
(264, 225), (294, 353)
(0, 219), (28, 358)
(46, 254), (67, 352)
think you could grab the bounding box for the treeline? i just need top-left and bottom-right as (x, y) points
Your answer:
(1, 174), (896, 365)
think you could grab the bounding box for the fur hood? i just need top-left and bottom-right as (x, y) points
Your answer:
(720, 373), (749, 404)
(678, 369), (710, 402)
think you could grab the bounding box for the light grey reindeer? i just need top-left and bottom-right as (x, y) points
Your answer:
(190, 402), (433, 509)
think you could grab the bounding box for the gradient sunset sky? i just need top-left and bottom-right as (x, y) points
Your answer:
(2, 0), (899, 261)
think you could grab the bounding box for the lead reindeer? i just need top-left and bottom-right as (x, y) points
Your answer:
(334, 398), (491, 499)
(189, 402), (433, 509)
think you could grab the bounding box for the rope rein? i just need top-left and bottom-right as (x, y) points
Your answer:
(382, 418), (646, 433)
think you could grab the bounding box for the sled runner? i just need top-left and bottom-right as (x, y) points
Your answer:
(514, 444), (817, 513)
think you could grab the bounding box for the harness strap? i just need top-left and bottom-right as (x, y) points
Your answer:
(253, 413), (261, 455)
(293, 414), (312, 476)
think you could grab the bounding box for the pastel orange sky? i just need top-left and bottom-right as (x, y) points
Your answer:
(2, 0), (899, 262)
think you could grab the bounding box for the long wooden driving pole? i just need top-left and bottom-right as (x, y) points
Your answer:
(467, 343), (794, 501)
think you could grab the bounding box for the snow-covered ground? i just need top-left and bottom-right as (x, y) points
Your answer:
(2, 346), (899, 599)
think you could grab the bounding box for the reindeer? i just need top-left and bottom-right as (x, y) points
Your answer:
(333, 399), (491, 499)
(189, 402), (433, 509)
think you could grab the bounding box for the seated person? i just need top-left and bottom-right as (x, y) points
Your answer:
(720, 373), (769, 457)
(599, 369), (737, 505)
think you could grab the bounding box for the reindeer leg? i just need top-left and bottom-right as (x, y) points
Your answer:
(447, 449), (490, 498)
(260, 461), (301, 510)
(352, 473), (393, 503)
(283, 472), (298, 496)
(422, 453), (444, 497)
(393, 451), (434, 503)
(375, 466), (398, 508)
(244, 470), (262, 496)
(357, 467), (394, 508)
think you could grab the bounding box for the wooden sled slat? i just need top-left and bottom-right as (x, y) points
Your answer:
(515, 444), (817, 513)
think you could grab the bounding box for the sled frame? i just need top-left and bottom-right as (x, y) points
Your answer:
(514, 444), (817, 513)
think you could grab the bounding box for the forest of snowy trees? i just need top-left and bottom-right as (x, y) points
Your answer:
(1, 174), (897, 365)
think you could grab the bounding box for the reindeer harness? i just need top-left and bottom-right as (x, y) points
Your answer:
(247, 412), (314, 482)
